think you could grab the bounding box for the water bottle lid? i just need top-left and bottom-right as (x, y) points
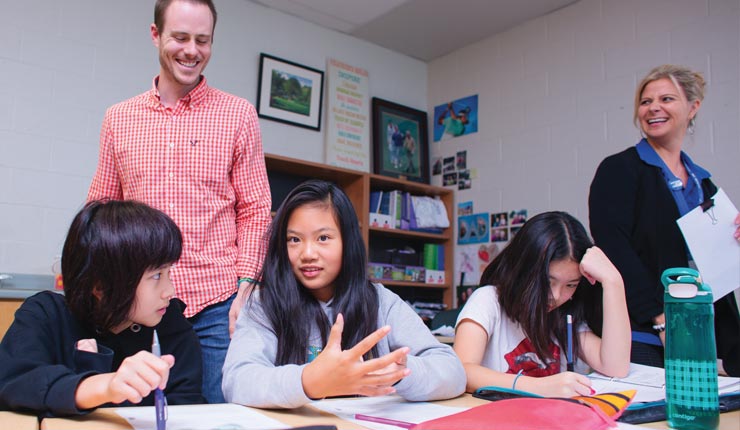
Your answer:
(668, 282), (698, 298)
(662, 268), (713, 303)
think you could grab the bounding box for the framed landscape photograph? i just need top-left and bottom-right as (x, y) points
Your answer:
(257, 53), (324, 131)
(371, 97), (429, 184)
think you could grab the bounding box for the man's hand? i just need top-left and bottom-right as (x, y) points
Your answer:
(229, 281), (254, 337)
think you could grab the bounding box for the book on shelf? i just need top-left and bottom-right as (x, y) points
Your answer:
(369, 190), (383, 213)
(369, 191), (393, 229)
(423, 244), (445, 270)
(371, 190), (446, 233)
(390, 190), (402, 229)
(407, 193), (443, 234)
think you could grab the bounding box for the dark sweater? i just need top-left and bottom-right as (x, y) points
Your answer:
(0, 291), (204, 417)
(589, 146), (739, 375)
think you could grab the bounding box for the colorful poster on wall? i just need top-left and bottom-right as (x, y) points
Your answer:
(458, 212), (489, 244)
(325, 58), (370, 171)
(456, 245), (481, 297)
(433, 94), (479, 142)
(456, 242), (500, 301)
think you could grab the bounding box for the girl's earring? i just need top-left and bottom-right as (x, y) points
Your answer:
(688, 117), (695, 135)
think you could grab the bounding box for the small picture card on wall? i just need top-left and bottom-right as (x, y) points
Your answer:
(443, 172), (458, 187)
(456, 150), (467, 170)
(458, 201), (473, 216)
(442, 156), (455, 172)
(432, 157), (442, 175)
(458, 169), (471, 190)
(510, 209), (528, 226)
(491, 212), (508, 228)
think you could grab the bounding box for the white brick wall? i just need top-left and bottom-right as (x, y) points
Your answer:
(428, 0), (740, 272)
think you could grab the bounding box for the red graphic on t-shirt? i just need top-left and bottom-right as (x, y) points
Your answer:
(504, 338), (560, 377)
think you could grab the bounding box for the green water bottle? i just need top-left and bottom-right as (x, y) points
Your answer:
(662, 268), (719, 430)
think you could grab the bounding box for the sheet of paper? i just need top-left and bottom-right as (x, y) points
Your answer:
(617, 422), (657, 429)
(676, 188), (740, 301)
(590, 378), (666, 403)
(589, 363), (665, 388)
(719, 376), (740, 394)
(115, 403), (289, 430)
(312, 395), (466, 430)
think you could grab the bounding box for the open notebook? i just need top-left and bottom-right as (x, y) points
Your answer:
(588, 362), (739, 403)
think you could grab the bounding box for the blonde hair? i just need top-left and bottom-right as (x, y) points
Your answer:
(633, 64), (705, 129)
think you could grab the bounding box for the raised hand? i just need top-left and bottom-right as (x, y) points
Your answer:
(301, 313), (410, 400)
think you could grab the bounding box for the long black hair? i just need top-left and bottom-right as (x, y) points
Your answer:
(480, 211), (602, 364)
(62, 200), (182, 332)
(257, 179), (379, 365)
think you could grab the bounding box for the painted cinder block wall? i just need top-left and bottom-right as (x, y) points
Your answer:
(427, 0), (739, 284)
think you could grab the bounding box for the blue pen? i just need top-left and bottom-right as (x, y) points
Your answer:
(152, 330), (168, 430)
(566, 314), (574, 372)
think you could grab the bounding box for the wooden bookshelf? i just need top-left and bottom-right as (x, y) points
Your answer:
(265, 153), (454, 308)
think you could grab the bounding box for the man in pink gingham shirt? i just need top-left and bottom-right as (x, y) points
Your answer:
(87, 0), (271, 403)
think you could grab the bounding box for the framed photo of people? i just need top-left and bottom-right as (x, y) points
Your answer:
(256, 53), (324, 131)
(371, 97), (429, 184)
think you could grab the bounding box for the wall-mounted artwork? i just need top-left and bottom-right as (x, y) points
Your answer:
(257, 53), (324, 131)
(325, 58), (370, 171)
(433, 94), (478, 142)
(458, 212), (489, 245)
(371, 97), (429, 183)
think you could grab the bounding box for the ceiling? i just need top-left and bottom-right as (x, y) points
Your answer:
(249, 0), (579, 62)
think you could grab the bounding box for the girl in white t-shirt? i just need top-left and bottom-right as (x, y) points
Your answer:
(454, 211), (630, 397)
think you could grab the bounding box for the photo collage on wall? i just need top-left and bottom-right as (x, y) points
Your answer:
(433, 150), (471, 190)
(455, 202), (528, 306)
(431, 94), (478, 190)
(490, 209), (527, 242)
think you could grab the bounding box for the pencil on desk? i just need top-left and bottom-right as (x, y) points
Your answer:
(355, 413), (415, 429)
